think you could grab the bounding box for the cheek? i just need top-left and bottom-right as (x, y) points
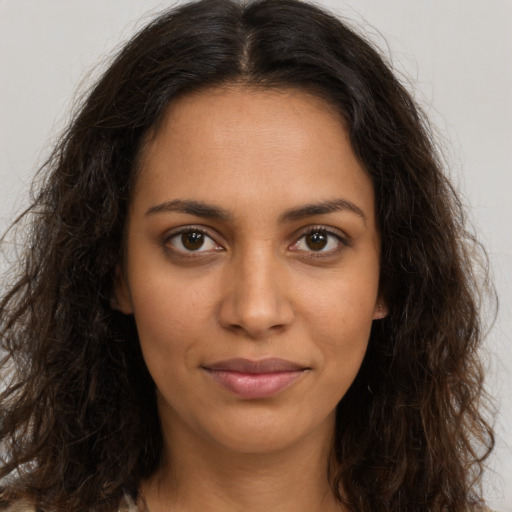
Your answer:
(312, 302), (372, 408)
(317, 302), (373, 376)
(129, 273), (217, 368)
(300, 265), (379, 333)
(297, 264), (378, 381)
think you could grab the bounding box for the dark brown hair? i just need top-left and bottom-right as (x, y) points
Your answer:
(0, 1), (494, 511)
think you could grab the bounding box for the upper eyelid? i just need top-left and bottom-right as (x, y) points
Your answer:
(165, 225), (219, 240)
(164, 225), (225, 251)
(293, 224), (350, 243)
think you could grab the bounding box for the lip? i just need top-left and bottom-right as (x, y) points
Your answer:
(203, 358), (309, 399)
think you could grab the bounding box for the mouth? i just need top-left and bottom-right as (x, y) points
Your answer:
(202, 358), (309, 400)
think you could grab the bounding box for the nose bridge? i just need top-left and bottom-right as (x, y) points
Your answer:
(218, 242), (293, 337)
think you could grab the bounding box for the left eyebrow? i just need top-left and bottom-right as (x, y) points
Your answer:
(279, 199), (367, 224)
(145, 199), (232, 221)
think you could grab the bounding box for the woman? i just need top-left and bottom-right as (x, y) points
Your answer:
(0, 0), (495, 511)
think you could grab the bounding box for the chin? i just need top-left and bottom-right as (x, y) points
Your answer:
(196, 406), (336, 457)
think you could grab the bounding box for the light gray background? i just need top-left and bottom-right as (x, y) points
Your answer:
(1, 1), (511, 510)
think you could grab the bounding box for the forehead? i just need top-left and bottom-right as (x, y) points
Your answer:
(133, 85), (374, 223)
(141, 86), (346, 163)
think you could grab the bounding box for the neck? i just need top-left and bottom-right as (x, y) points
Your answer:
(140, 413), (344, 512)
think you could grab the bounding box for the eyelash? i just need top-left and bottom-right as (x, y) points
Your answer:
(163, 225), (349, 258)
(290, 226), (350, 257)
(164, 226), (222, 256)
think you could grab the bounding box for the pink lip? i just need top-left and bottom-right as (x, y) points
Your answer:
(203, 358), (309, 399)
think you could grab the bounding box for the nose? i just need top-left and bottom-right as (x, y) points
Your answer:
(217, 248), (294, 339)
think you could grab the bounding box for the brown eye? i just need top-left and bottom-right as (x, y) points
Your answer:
(290, 227), (347, 255)
(181, 231), (205, 251)
(305, 231), (328, 251)
(167, 229), (220, 254)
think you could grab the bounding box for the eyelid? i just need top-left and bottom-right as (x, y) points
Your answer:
(300, 224), (350, 242)
(163, 225), (225, 254)
(289, 224), (351, 254)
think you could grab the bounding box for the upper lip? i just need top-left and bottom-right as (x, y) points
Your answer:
(203, 358), (308, 374)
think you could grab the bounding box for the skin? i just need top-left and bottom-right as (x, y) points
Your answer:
(114, 85), (387, 512)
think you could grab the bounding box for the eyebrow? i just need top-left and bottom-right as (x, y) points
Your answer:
(145, 198), (366, 224)
(279, 199), (367, 224)
(145, 199), (232, 220)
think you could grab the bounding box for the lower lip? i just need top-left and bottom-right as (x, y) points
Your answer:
(205, 370), (305, 399)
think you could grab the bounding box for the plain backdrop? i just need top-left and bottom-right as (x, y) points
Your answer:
(1, 1), (511, 510)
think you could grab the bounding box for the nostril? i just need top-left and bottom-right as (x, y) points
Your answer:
(228, 320), (288, 338)
(217, 291), (294, 338)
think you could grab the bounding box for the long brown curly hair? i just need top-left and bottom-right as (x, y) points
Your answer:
(0, 1), (495, 511)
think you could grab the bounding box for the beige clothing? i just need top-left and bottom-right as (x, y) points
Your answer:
(119, 493), (139, 512)
(4, 493), (139, 512)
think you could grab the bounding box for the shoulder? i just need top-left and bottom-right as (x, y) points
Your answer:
(119, 492), (140, 512)
(1, 496), (139, 511)
(1, 492), (139, 512)
(0, 500), (34, 512)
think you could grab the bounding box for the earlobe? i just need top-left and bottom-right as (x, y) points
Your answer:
(110, 265), (134, 315)
(373, 300), (389, 320)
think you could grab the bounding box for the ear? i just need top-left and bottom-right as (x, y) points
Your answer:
(372, 297), (389, 320)
(110, 265), (134, 314)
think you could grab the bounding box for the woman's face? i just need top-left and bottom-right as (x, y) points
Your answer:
(114, 86), (386, 455)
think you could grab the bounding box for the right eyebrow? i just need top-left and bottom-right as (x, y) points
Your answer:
(145, 199), (232, 221)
